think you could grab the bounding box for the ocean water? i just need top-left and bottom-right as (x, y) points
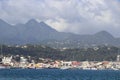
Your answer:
(0, 69), (120, 80)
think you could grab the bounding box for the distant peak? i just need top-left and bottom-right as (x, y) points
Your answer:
(26, 19), (38, 24)
(94, 31), (114, 38)
(95, 31), (110, 35)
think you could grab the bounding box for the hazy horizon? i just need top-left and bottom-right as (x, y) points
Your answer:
(0, 0), (120, 37)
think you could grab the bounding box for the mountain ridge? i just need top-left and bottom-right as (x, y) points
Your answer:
(0, 19), (119, 48)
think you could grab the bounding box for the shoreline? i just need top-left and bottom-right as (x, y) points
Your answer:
(0, 67), (120, 71)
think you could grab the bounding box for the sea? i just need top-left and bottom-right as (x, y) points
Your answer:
(0, 69), (120, 80)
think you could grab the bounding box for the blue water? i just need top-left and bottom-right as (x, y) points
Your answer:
(0, 69), (120, 80)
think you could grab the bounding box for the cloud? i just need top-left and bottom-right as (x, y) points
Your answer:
(0, 0), (120, 37)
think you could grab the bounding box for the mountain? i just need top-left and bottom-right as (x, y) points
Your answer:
(0, 19), (120, 48)
(0, 19), (17, 43)
(16, 19), (70, 43)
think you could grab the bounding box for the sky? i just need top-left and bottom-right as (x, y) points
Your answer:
(0, 0), (120, 37)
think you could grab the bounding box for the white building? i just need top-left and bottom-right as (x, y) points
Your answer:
(117, 55), (120, 62)
(60, 61), (72, 69)
(19, 57), (28, 68)
(2, 56), (13, 66)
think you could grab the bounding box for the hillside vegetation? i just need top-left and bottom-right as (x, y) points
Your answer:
(0, 45), (119, 61)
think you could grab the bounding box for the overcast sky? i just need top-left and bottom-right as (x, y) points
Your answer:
(0, 0), (120, 37)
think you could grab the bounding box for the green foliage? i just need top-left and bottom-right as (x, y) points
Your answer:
(0, 45), (119, 61)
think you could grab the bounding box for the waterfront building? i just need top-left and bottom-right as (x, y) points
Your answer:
(19, 57), (28, 68)
(81, 61), (90, 68)
(2, 56), (13, 66)
(60, 61), (72, 69)
(117, 55), (120, 62)
(72, 61), (80, 68)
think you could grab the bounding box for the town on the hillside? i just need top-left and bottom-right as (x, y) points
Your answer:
(0, 44), (120, 70)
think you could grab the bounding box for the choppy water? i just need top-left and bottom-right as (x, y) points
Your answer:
(0, 69), (120, 80)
